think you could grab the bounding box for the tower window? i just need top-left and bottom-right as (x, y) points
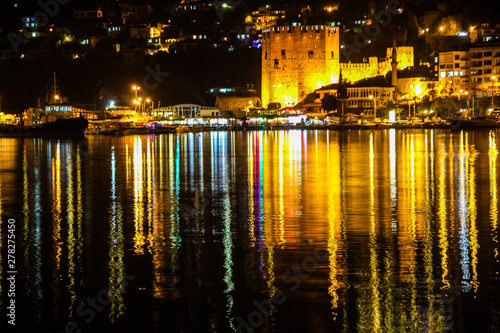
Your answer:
(308, 51), (314, 59)
(274, 59), (279, 69)
(281, 50), (286, 59)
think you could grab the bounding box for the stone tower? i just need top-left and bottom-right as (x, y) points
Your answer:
(261, 24), (340, 108)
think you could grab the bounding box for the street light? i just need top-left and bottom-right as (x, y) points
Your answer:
(132, 85), (140, 100)
(369, 95), (377, 119)
(146, 98), (154, 115)
(138, 97), (143, 114)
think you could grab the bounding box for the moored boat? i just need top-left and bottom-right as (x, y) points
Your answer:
(1, 117), (89, 138)
(451, 118), (500, 130)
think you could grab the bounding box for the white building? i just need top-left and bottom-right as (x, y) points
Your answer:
(345, 78), (395, 118)
(152, 104), (219, 118)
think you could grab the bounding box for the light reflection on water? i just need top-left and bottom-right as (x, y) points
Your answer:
(0, 130), (500, 332)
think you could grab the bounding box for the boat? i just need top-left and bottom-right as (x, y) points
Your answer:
(1, 117), (89, 138)
(116, 127), (151, 135)
(176, 126), (190, 133)
(150, 125), (176, 134)
(451, 116), (500, 130)
(114, 122), (152, 135)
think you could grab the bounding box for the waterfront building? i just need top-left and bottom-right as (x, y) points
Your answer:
(438, 42), (500, 98)
(345, 77), (396, 118)
(152, 104), (220, 118)
(398, 70), (439, 101)
(438, 50), (470, 96)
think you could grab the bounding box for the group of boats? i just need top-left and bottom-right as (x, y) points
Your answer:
(84, 122), (207, 136)
(4, 113), (500, 138)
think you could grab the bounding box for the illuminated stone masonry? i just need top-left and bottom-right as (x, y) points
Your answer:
(262, 24), (340, 108)
(262, 23), (414, 108)
(341, 47), (414, 84)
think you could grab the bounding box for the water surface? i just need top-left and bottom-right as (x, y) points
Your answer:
(0, 129), (499, 332)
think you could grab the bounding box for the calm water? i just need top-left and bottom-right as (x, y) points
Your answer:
(0, 129), (500, 332)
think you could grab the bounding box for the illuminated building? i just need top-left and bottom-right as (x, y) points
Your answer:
(438, 51), (469, 95)
(151, 104), (219, 118)
(398, 70), (439, 102)
(438, 43), (500, 98)
(469, 45), (500, 98)
(246, 6), (286, 30)
(73, 10), (103, 19)
(261, 24), (340, 108)
(469, 23), (500, 43)
(345, 78), (396, 117)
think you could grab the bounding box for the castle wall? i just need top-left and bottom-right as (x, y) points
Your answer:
(341, 47), (414, 84)
(340, 57), (379, 83)
(262, 25), (340, 108)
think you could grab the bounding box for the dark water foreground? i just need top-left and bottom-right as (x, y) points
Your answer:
(0, 129), (499, 332)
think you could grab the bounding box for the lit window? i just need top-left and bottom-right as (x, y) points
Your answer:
(440, 72), (446, 78)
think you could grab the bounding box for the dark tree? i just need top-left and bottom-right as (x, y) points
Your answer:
(321, 94), (337, 112)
